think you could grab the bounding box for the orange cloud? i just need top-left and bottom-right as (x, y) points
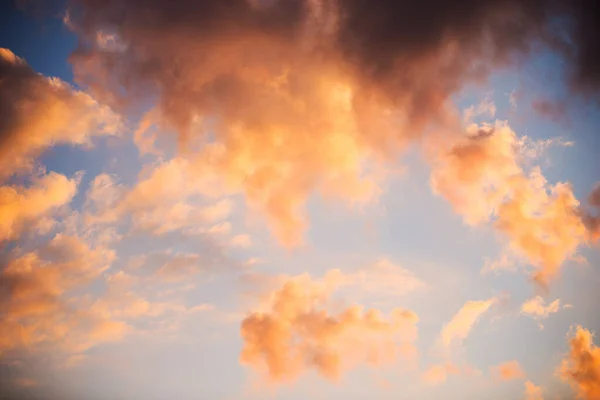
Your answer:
(428, 121), (591, 288)
(440, 298), (496, 348)
(422, 363), (461, 386)
(0, 48), (119, 181)
(520, 296), (564, 325)
(84, 161), (236, 237)
(558, 326), (600, 399)
(0, 233), (118, 355)
(239, 272), (418, 383)
(0, 172), (79, 242)
(524, 381), (544, 400)
(490, 360), (526, 382)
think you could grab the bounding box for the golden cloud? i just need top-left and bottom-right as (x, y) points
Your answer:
(239, 272), (418, 383)
(0, 173), (79, 242)
(490, 360), (526, 382)
(428, 121), (591, 288)
(520, 296), (564, 324)
(0, 48), (119, 181)
(524, 380), (544, 400)
(0, 233), (118, 355)
(440, 298), (496, 348)
(421, 363), (461, 386)
(558, 326), (600, 400)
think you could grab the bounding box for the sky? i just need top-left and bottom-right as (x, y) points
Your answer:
(1, 1), (600, 399)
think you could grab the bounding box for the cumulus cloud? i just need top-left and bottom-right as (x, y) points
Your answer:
(239, 272), (418, 383)
(558, 326), (600, 400)
(524, 380), (544, 400)
(0, 173), (81, 243)
(0, 48), (119, 181)
(490, 360), (526, 381)
(440, 298), (496, 348)
(428, 120), (591, 288)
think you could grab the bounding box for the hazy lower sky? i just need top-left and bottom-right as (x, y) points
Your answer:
(1, 1), (600, 399)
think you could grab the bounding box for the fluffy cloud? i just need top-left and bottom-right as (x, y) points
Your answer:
(558, 326), (600, 399)
(0, 172), (79, 242)
(440, 298), (496, 348)
(524, 381), (544, 400)
(429, 121), (591, 287)
(490, 360), (526, 381)
(239, 272), (418, 382)
(0, 48), (119, 181)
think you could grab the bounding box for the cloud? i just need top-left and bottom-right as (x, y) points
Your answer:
(240, 258), (425, 308)
(239, 272), (418, 383)
(558, 326), (600, 400)
(421, 363), (483, 386)
(428, 120), (591, 288)
(520, 296), (566, 327)
(490, 360), (526, 381)
(421, 363), (461, 386)
(0, 233), (119, 355)
(62, 0), (600, 246)
(524, 380), (544, 400)
(153, 253), (203, 283)
(84, 159), (236, 237)
(0, 172), (80, 243)
(328, 258), (426, 303)
(89, 268), (214, 329)
(463, 96), (497, 123)
(230, 234), (252, 248)
(440, 298), (496, 348)
(0, 48), (119, 181)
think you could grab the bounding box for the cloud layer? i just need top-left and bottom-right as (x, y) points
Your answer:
(60, 0), (600, 248)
